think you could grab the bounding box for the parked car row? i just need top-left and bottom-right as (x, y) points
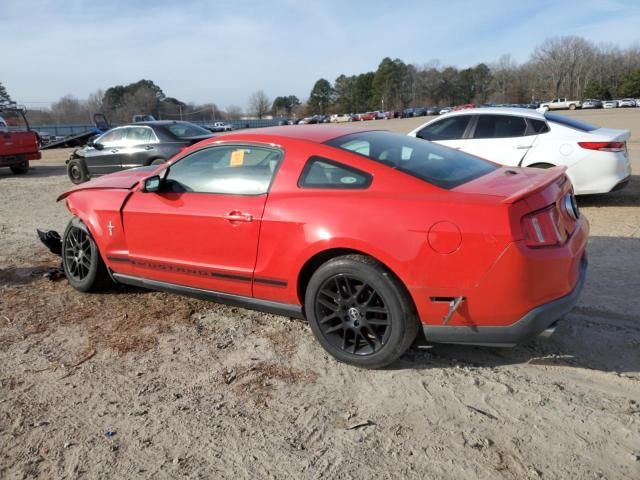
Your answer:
(540, 98), (640, 110)
(408, 107), (631, 195)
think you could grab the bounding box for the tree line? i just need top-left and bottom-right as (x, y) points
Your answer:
(305, 36), (640, 115)
(2, 34), (640, 125)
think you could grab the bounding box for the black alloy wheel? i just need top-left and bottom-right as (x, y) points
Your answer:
(63, 226), (92, 283)
(305, 255), (419, 369)
(62, 219), (110, 292)
(315, 274), (391, 356)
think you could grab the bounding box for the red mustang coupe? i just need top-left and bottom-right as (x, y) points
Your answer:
(57, 126), (588, 368)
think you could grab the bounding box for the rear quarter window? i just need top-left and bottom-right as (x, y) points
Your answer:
(326, 131), (497, 190)
(299, 157), (371, 189)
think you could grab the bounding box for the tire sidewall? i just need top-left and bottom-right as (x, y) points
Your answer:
(10, 161), (29, 174)
(67, 159), (88, 184)
(62, 219), (101, 292)
(305, 257), (416, 369)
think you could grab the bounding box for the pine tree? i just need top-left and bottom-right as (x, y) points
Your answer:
(0, 82), (11, 103)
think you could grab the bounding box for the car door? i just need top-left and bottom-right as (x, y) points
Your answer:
(122, 144), (283, 297)
(85, 127), (126, 174)
(454, 114), (538, 166)
(414, 115), (473, 150)
(119, 126), (161, 168)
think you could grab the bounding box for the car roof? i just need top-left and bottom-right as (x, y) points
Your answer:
(442, 107), (545, 119)
(216, 125), (382, 144)
(128, 120), (198, 127)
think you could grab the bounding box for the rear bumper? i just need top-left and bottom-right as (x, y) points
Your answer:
(0, 152), (41, 166)
(569, 151), (631, 195)
(423, 256), (587, 346)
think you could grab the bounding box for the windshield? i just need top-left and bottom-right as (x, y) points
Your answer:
(166, 122), (212, 138)
(325, 131), (498, 189)
(545, 112), (598, 132)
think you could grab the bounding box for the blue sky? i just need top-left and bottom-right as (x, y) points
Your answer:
(2, 0), (639, 110)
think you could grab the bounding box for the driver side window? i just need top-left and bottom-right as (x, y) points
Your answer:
(165, 145), (283, 195)
(97, 128), (125, 147)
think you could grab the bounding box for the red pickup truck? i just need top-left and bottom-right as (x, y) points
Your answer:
(0, 106), (41, 174)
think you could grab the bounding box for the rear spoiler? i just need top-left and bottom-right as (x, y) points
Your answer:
(502, 166), (567, 204)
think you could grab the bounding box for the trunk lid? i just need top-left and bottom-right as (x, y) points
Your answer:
(454, 166), (579, 246)
(588, 127), (630, 142)
(453, 166), (567, 204)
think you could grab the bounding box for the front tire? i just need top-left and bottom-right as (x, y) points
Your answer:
(62, 219), (111, 292)
(305, 255), (419, 369)
(10, 161), (29, 174)
(569, 104), (576, 110)
(67, 159), (89, 184)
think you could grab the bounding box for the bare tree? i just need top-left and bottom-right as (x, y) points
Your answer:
(532, 36), (596, 98)
(248, 90), (270, 118)
(50, 95), (90, 123)
(87, 89), (104, 115)
(226, 105), (243, 120)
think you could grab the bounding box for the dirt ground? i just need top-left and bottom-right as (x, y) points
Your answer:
(1, 110), (639, 479)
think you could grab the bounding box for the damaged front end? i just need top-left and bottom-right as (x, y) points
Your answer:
(37, 229), (65, 280)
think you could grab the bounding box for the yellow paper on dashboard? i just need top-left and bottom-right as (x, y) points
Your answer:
(230, 149), (245, 167)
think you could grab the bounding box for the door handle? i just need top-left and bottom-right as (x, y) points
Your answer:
(515, 145), (531, 150)
(223, 211), (253, 222)
(111, 149), (119, 153)
(144, 145), (154, 150)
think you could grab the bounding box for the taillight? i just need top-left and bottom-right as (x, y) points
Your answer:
(578, 141), (625, 152)
(522, 191), (578, 248)
(522, 206), (564, 247)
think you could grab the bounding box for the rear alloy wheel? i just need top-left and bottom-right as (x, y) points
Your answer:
(305, 255), (419, 369)
(10, 161), (29, 174)
(149, 158), (166, 166)
(62, 219), (111, 292)
(67, 159), (89, 184)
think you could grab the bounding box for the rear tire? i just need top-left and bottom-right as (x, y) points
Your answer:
(304, 255), (419, 369)
(569, 104), (576, 110)
(62, 218), (111, 292)
(67, 159), (89, 184)
(10, 161), (29, 174)
(149, 158), (166, 166)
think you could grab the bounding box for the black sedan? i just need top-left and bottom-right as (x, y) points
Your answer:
(66, 121), (215, 184)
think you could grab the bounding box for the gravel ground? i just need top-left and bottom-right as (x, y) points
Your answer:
(1, 111), (639, 479)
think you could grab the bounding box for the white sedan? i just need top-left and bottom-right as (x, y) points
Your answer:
(407, 107), (631, 195)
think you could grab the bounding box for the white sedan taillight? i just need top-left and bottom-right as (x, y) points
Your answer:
(578, 141), (626, 152)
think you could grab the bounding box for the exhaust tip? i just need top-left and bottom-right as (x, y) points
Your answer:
(539, 322), (559, 339)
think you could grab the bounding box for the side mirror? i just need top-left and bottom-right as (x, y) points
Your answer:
(93, 141), (104, 150)
(142, 175), (161, 193)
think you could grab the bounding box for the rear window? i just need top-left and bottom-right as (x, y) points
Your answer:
(473, 115), (527, 138)
(166, 122), (212, 138)
(325, 131), (497, 189)
(544, 112), (598, 132)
